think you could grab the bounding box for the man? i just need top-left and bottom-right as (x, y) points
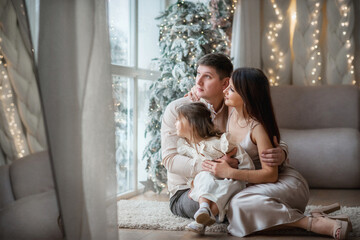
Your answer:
(161, 53), (287, 219)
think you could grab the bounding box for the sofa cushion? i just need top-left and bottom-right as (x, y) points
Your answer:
(10, 151), (54, 200)
(281, 128), (360, 188)
(0, 190), (62, 240)
(271, 85), (360, 130)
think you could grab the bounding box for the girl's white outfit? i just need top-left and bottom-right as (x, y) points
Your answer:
(177, 133), (254, 221)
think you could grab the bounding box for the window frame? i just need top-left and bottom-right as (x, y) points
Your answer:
(112, 0), (161, 199)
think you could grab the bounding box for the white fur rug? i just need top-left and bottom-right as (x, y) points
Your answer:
(118, 200), (360, 238)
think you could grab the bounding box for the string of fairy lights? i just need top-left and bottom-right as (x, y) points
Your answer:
(339, 2), (356, 85)
(266, 0), (357, 86)
(309, 1), (322, 85)
(266, 0), (285, 86)
(0, 39), (29, 159)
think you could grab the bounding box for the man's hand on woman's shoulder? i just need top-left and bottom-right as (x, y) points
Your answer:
(261, 136), (286, 167)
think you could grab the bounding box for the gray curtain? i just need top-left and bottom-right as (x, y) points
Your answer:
(230, 0), (261, 69)
(37, 0), (118, 239)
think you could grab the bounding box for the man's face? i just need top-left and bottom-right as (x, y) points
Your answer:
(195, 65), (228, 101)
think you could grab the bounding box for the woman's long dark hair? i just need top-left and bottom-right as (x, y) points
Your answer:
(231, 68), (280, 147)
(177, 102), (222, 142)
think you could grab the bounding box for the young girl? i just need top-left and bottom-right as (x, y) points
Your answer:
(175, 102), (254, 234)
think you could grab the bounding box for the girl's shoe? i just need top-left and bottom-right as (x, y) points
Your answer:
(185, 221), (205, 234)
(194, 207), (216, 226)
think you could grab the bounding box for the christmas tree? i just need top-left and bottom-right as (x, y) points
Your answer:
(142, 0), (231, 193)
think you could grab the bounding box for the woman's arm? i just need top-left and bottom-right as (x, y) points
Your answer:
(202, 124), (278, 183)
(248, 124), (278, 183)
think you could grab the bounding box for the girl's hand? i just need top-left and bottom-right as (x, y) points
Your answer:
(221, 148), (238, 168)
(184, 86), (199, 101)
(202, 159), (233, 179)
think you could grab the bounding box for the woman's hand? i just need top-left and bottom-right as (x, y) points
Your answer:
(184, 86), (199, 101)
(202, 159), (233, 179)
(261, 136), (285, 167)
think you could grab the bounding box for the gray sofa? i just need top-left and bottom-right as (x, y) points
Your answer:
(271, 85), (360, 188)
(0, 151), (63, 240)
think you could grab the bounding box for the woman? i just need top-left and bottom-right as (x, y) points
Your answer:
(201, 68), (350, 239)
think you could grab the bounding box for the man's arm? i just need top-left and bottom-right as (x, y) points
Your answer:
(161, 99), (202, 178)
(261, 136), (289, 167)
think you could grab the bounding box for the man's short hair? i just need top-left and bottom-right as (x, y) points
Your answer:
(197, 53), (233, 80)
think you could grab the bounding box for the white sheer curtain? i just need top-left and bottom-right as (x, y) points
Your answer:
(230, 0), (261, 69)
(37, 0), (118, 239)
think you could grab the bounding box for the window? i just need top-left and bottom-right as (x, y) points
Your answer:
(108, 0), (165, 197)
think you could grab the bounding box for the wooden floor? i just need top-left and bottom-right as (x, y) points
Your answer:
(119, 189), (360, 240)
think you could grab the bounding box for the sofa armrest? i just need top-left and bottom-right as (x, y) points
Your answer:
(10, 151), (54, 200)
(0, 165), (15, 209)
